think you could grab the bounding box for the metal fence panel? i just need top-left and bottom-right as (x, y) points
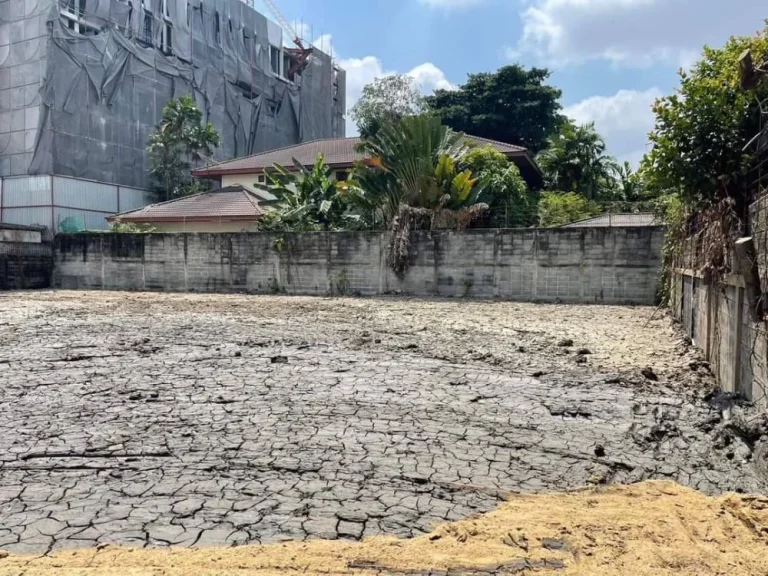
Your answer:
(2, 176), (51, 207)
(118, 186), (153, 213)
(53, 176), (118, 213)
(1, 206), (52, 228)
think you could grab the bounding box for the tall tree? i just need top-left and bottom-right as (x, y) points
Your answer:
(536, 122), (618, 200)
(426, 65), (564, 153)
(350, 75), (429, 138)
(148, 95), (220, 200)
(642, 24), (768, 215)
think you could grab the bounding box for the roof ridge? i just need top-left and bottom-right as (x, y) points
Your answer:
(199, 137), (361, 170)
(241, 189), (265, 214)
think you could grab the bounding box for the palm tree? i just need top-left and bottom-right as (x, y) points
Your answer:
(613, 161), (644, 202)
(537, 122), (617, 200)
(353, 116), (488, 275)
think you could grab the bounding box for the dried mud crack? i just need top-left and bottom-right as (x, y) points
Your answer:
(0, 291), (766, 563)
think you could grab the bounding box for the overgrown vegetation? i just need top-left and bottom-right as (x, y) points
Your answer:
(148, 95), (220, 201)
(641, 23), (768, 299)
(109, 220), (156, 233)
(254, 155), (358, 232)
(538, 192), (602, 228)
(464, 146), (534, 228)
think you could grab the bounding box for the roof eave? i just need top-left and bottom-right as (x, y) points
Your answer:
(107, 215), (262, 223)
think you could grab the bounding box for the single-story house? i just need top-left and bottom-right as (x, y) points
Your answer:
(562, 213), (659, 228)
(191, 135), (544, 192)
(107, 185), (274, 233)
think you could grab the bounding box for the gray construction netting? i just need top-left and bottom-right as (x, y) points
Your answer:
(22, 0), (345, 189)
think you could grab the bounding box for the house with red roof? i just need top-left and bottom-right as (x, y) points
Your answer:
(191, 135), (543, 192)
(107, 185), (274, 233)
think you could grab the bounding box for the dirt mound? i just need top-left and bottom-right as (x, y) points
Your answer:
(2, 481), (766, 576)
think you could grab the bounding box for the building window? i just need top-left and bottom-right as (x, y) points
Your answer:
(161, 0), (169, 17)
(141, 11), (153, 45)
(60, 0), (99, 35)
(269, 45), (280, 76)
(160, 22), (172, 54)
(336, 170), (348, 182)
(257, 174), (266, 183)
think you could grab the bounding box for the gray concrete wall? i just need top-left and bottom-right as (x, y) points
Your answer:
(54, 227), (664, 304)
(671, 270), (767, 409)
(671, 193), (768, 409)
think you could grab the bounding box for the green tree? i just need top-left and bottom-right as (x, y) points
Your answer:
(426, 65), (564, 153)
(642, 25), (768, 214)
(613, 161), (644, 202)
(148, 95), (220, 201)
(255, 154), (354, 232)
(536, 122), (618, 200)
(538, 192), (602, 227)
(350, 75), (430, 138)
(463, 146), (534, 227)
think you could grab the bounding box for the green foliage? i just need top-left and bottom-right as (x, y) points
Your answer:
(350, 75), (430, 138)
(642, 24), (768, 212)
(254, 154), (355, 232)
(536, 122), (619, 201)
(426, 65), (564, 154)
(654, 193), (687, 304)
(108, 220), (156, 233)
(464, 146), (534, 227)
(354, 115), (487, 227)
(538, 192), (602, 227)
(614, 161), (645, 202)
(148, 95), (221, 201)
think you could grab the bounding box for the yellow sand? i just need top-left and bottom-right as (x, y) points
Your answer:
(1, 481), (767, 575)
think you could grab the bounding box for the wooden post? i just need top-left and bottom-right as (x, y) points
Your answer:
(733, 286), (744, 394)
(734, 236), (764, 321)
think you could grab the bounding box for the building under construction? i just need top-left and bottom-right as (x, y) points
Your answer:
(0, 0), (346, 229)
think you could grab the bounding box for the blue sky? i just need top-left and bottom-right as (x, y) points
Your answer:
(255, 0), (765, 165)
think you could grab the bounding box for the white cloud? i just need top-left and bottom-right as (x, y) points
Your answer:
(513, 0), (766, 68)
(407, 63), (455, 92)
(564, 87), (662, 166)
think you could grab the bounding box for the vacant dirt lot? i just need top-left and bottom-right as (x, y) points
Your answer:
(0, 291), (765, 558)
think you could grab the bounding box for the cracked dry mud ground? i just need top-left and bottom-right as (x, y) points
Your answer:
(0, 291), (765, 556)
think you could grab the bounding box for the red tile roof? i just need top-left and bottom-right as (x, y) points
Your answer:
(108, 186), (265, 223)
(192, 135), (532, 178)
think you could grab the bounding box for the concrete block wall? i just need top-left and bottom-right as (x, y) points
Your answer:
(54, 227), (664, 304)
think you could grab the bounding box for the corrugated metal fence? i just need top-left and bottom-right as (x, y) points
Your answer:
(0, 175), (152, 231)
